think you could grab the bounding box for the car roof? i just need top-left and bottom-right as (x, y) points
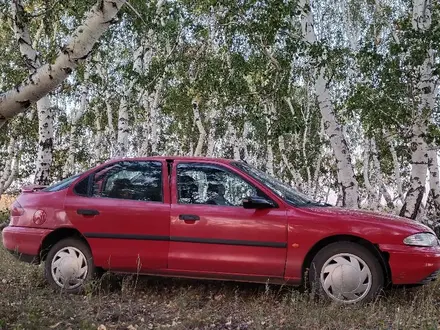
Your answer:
(105, 155), (236, 164)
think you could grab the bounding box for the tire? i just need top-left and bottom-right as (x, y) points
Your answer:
(308, 242), (384, 304)
(44, 238), (95, 294)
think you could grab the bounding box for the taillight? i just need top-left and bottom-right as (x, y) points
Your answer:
(33, 210), (47, 225)
(10, 201), (24, 216)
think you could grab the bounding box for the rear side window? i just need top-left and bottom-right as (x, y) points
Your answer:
(43, 174), (81, 192)
(90, 161), (163, 202)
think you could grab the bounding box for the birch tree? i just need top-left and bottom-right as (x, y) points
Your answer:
(399, 0), (436, 219)
(11, 0), (54, 184)
(0, 0), (126, 127)
(299, 0), (359, 208)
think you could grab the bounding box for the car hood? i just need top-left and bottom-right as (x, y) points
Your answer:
(307, 206), (433, 233)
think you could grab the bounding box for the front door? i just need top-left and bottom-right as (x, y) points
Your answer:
(64, 160), (170, 272)
(168, 161), (287, 279)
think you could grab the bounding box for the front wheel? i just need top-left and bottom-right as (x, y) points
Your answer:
(308, 242), (384, 304)
(44, 238), (95, 294)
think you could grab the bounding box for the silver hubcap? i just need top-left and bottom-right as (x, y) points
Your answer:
(51, 247), (88, 290)
(320, 253), (372, 303)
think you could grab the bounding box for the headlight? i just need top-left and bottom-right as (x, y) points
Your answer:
(403, 233), (439, 247)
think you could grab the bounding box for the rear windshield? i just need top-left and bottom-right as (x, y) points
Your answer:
(42, 173), (82, 192)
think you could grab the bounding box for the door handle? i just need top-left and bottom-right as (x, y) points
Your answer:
(179, 214), (200, 221)
(77, 209), (100, 216)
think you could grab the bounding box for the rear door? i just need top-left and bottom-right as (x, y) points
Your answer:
(168, 161), (288, 279)
(64, 160), (170, 272)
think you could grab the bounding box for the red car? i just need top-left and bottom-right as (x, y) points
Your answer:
(2, 156), (440, 303)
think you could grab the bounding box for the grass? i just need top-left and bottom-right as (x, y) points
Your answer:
(1, 238), (440, 330)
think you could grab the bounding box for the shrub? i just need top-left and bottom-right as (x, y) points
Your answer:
(0, 209), (8, 231)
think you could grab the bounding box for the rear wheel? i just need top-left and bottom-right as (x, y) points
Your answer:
(308, 242), (384, 304)
(44, 238), (95, 294)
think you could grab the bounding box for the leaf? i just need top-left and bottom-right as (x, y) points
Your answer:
(49, 322), (63, 328)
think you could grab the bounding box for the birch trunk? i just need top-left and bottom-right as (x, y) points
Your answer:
(370, 138), (394, 209)
(0, 138), (18, 195)
(278, 135), (303, 190)
(242, 121), (250, 162)
(400, 117), (430, 219)
(299, 0), (359, 208)
(312, 118), (325, 199)
(193, 99), (206, 157)
(0, 0), (126, 126)
(12, 0), (54, 185)
(400, 0), (434, 219)
(362, 140), (378, 209)
(63, 81), (88, 177)
(428, 149), (440, 215)
(228, 122), (241, 160)
(94, 108), (104, 164)
(116, 96), (129, 158)
(206, 107), (219, 157)
(265, 103), (275, 176)
(384, 130), (404, 204)
(34, 97), (53, 185)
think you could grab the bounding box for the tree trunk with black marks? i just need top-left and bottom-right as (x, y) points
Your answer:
(0, 0), (126, 127)
(400, 0), (435, 219)
(299, 0), (359, 208)
(193, 98), (206, 157)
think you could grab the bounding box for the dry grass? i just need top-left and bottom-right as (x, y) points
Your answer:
(1, 239), (440, 330)
(0, 195), (16, 210)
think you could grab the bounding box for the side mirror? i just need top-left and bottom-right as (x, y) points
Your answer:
(242, 196), (275, 209)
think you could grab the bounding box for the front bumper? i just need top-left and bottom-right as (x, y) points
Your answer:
(2, 225), (52, 264)
(379, 244), (440, 285)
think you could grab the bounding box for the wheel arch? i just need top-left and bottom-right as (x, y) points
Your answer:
(301, 234), (391, 286)
(39, 227), (91, 261)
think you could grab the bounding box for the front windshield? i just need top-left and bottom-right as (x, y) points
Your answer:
(232, 161), (328, 207)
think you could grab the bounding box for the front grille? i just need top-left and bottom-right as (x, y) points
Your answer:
(419, 269), (440, 284)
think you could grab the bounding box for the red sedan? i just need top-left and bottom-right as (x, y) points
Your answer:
(3, 156), (440, 303)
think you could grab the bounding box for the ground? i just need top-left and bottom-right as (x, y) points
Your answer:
(1, 238), (440, 330)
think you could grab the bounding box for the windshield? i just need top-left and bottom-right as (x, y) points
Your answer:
(42, 173), (82, 192)
(232, 161), (329, 207)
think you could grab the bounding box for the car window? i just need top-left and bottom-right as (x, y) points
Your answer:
(43, 173), (82, 192)
(88, 161), (163, 202)
(176, 163), (257, 207)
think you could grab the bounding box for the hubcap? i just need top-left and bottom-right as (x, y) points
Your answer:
(320, 253), (372, 303)
(51, 247), (88, 290)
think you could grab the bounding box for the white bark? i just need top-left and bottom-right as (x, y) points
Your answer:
(428, 149), (440, 214)
(0, 138), (19, 195)
(370, 138), (394, 209)
(265, 103), (275, 176)
(63, 78), (88, 177)
(401, 117), (430, 219)
(94, 107), (104, 164)
(116, 95), (129, 157)
(206, 106), (219, 157)
(362, 139), (378, 209)
(242, 121), (250, 161)
(12, 0), (54, 185)
(0, 0), (126, 126)
(384, 130), (404, 204)
(278, 135), (303, 190)
(302, 87), (312, 190)
(228, 122), (241, 160)
(140, 77), (164, 155)
(400, 0), (434, 219)
(300, 0), (359, 208)
(34, 97), (53, 185)
(193, 99), (206, 157)
(312, 118), (325, 199)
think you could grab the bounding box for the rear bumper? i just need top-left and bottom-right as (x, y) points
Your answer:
(2, 226), (52, 264)
(379, 244), (440, 285)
